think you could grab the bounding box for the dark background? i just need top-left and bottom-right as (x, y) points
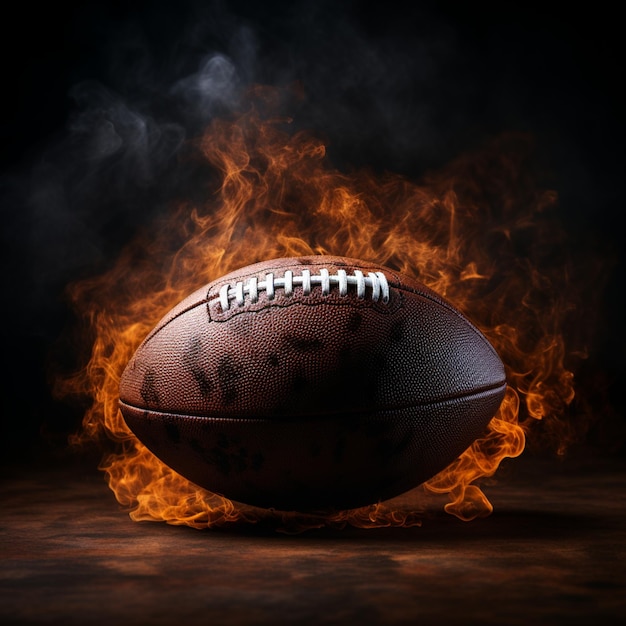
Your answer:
(0, 0), (623, 467)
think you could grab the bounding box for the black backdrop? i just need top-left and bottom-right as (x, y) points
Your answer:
(1, 0), (623, 465)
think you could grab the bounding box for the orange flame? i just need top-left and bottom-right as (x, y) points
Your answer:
(58, 86), (577, 530)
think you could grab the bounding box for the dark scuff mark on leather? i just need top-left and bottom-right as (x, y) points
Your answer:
(184, 336), (214, 398)
(283, 335), (324, 353)
(217, 355), (242, 405)
(140, 368), (160, 407)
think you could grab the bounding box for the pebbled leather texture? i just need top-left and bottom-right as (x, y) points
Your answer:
(119, 255), (507, 511)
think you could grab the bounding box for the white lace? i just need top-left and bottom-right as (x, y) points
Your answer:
(218, 268), (390, 311)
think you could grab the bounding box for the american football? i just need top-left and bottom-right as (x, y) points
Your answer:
(118, 255), (506, 511)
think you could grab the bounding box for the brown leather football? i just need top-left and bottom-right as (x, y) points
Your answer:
(119, 255), (506, 512)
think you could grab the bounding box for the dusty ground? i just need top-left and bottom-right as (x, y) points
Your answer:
(2, 454), (625, 625)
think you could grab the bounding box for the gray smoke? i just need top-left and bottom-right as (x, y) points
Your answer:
(172, 53), (242, 123)
(20, 50), (246, 324)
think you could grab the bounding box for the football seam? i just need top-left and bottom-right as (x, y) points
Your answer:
(119, 381), (507, 422)
(207, 280), (499, 360)
(217, 269), (391, 311)
(143, 282), (479, 338)
(137, 263), (499, 361)
(142, 262), (402, 345)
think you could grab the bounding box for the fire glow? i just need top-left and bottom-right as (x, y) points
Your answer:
(59, 86), (576, 530)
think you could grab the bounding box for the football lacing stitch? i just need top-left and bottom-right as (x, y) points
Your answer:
(218, 268), (390, 312)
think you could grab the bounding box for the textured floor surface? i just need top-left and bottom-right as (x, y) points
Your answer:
(1, 454), (625, 625)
